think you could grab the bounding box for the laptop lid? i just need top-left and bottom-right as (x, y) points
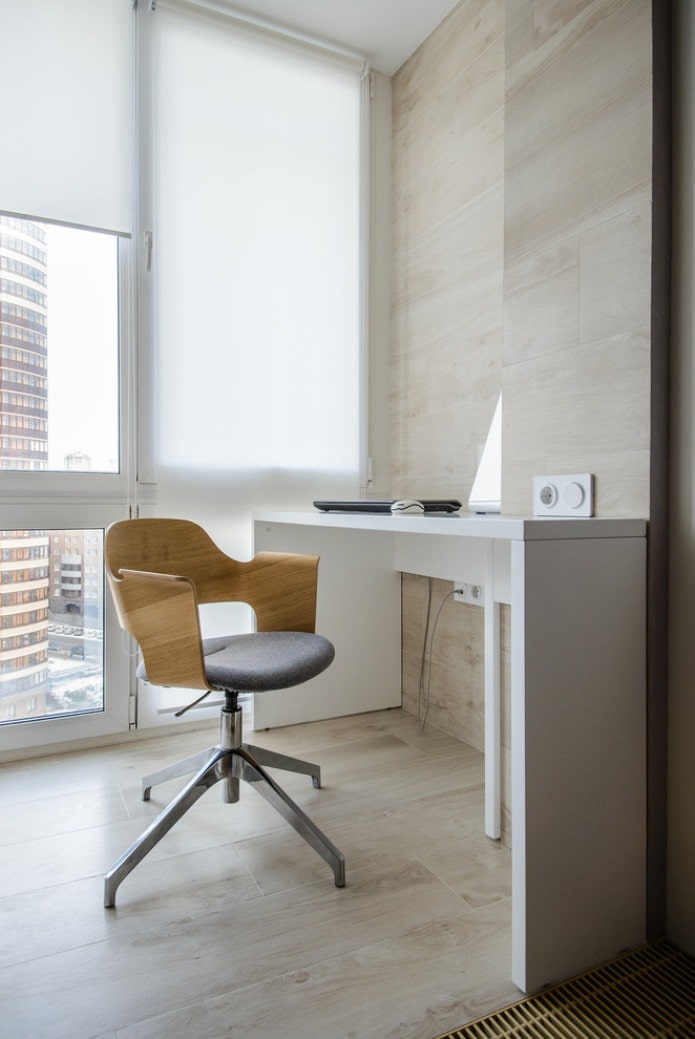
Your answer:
(313, 499), (462, 514)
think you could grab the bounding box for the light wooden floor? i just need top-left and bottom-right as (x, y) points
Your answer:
(0, 708), (517, 1038)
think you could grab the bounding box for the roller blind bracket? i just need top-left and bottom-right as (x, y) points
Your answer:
(144, 231), (154, 272)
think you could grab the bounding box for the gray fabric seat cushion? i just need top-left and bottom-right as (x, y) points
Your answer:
(137, 631), (335, 693)
(202, 631), (335, 691)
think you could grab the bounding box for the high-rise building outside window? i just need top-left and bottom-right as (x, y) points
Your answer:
(0, 218), (48, 470)
(0, 527), (105, 724)
(0, 214), (119, 474)
(0, 214), (117, 723)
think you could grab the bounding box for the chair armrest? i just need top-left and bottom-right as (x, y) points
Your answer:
(108, 568), (209, 691)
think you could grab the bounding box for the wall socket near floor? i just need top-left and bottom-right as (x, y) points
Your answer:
(454, 582), (484, 605)
(533, 473), (594, 517)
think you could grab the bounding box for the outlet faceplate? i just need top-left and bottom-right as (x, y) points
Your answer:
(533, 473), (593, 517)
(454, 582), (484, 605)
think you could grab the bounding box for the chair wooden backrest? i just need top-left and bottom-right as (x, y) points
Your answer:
(105, 518), (320, 691)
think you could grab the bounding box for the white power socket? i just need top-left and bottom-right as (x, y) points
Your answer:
(454, 582), (484, 605)
(533, 473), (594, 517)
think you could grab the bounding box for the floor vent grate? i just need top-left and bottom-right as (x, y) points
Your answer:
(435, 940), (695, 1038)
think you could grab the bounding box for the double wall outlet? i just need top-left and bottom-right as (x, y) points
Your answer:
(454, 582), (484, 606)
(533, 473), (594, 517)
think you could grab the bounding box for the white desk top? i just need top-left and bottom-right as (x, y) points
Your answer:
(253, 509), (646, 542)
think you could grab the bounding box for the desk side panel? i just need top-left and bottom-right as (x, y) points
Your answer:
(512, 536), (647, 992)
(253, 521), (401, 727)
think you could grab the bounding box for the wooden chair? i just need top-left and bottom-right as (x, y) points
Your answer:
(103, 517), (345, 906)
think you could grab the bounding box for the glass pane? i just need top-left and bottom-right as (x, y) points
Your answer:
(0, 528), (104, 724)
(0, 215), (119, 472)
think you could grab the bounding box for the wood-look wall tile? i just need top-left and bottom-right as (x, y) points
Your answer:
(579, 202), (652, 345)
(393, 0), (504, 135)
(505, 94), (651, 265)
(390, 367), (502, 498)
(392, 185), (504, 334)
(504, 331), (648, 442)
(505, 0), (652, 264)
(504, 342), (649, 461)
(504, 238), (579, 363)
(507, 0), (650, 119)
(401, 576), (485, 752)
(391, 193), (503, 496)
(532, 0), (605, 48)
(505, 0), (534, 69)
(591, 458), (651, 517)
(391, 0), (505, 502)
(392, 26), (505, 251)
(502, 0), (652, 516)
(393, 106), (504, 249)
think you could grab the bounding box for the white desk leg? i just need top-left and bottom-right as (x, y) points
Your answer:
(484, 541), (501, 840)
(510, 540), (528, 991)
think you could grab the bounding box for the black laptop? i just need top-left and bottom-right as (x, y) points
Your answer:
(313, 499), (462, 515)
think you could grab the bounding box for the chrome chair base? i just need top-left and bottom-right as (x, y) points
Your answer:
(140, 742), (322, 802)
(104, 699), (345, 907)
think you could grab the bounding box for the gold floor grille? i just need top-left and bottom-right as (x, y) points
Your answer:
(436, 940), (695, 1038)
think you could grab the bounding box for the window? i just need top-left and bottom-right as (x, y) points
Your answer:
(0, 1), (130, 479)
(147, 1), (365, 536)
(0, 1), (132, 749)
(0, 217), (120, 473)
(0, 528), (104, 725)
(0, 0), (370, 742)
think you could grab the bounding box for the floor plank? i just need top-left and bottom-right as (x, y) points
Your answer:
(0, 709), (518, 1038)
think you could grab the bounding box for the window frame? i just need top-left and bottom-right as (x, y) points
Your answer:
(0, 234), (137, 753)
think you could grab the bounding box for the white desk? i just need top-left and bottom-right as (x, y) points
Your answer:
(253, 510), (647, 993)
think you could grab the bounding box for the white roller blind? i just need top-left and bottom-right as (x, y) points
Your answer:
(0, 0), (132, 233)
(152, 3), (362, 476)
